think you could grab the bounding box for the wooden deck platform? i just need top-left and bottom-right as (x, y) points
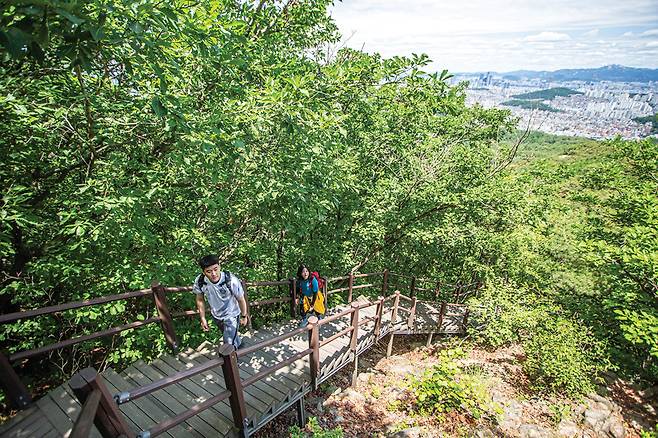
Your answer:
(0, 297), (467, 438)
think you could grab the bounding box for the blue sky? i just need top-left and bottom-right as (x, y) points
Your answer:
(329, 0), (658, 72)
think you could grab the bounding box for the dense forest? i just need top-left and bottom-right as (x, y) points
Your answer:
(0, 0), (656, 422)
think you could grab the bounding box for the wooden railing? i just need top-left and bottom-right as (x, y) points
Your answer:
(0, 270), (468, 436)
(83, 287), (400, 437)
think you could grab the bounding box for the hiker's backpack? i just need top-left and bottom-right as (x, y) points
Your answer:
(309, 271), (324, 291)
(299, 271), (324, 293)
(197, 271), (232, 292)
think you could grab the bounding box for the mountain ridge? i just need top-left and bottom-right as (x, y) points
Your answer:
(459, 65), (658, 83)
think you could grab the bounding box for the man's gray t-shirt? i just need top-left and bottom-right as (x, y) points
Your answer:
(193, 271), (244, 321)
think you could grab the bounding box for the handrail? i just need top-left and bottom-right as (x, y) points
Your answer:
(352, 272), (383, 279)
(163, 286), (192, 293)
(326, 282), (374, 295)
(317, 306), (354, 326)
(248, 296), (290, 307)
(358, 316), (377, 326)
(326, 285), (351, 294)
(388, 272), (412, 280)
(327, 275), (351, 282)
(9, 317), (160, 362)
(355, 300), (379, 310)
(70, 388), (101, 438)
(114, 357), (224, 405)
(246, 280), (290, 287)
(0, 289), (152, 324)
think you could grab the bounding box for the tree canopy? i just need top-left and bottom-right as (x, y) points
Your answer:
(0, 0), (655, 404)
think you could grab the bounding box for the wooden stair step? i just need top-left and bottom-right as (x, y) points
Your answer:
(145, 355), (236, 429)
(102, 367), (186, 437)
(121, 361), (228, 437)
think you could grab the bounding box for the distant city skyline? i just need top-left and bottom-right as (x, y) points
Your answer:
(329, 0), (658, 73)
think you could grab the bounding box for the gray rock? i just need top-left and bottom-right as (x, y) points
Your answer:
(588, 394), (614, 411)
(557, 419), (580, 437)
(490, 390), (506, 405)
(518, 424), (551, 438)
(357, 372), (374, 384)
(390, 426), (422, 438)
(584, 406), (609, 429)
(315, 400), (324, 414)
(334, 415), (344, 423)
(385, 356), (416, 376)
(603, 419), (625, 438)
(339, 388), (366, 405)
(499, 400), (524, 431)
(471, 428), (496, 438)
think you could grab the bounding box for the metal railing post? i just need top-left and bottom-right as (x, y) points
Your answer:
(151, 280), (178, 353)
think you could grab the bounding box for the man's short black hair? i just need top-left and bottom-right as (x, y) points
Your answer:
(199, 254), (220, 270)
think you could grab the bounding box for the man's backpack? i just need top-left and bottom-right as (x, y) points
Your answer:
(197, 271), (232, 291)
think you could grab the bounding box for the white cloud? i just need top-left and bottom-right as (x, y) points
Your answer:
(640, 29), (658, 36)
(330, 0), (658, 71)
(523, 32), (571, 42)
(646, 41), (658, 47)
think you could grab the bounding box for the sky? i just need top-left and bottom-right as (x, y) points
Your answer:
(329, 0), (658, 72)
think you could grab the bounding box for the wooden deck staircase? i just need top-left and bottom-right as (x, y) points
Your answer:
(0, 293), (471, 438)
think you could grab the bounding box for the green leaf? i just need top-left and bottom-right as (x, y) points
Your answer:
(151, 97), (167, 117)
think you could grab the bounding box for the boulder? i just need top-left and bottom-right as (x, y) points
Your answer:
(556, 419), (580, 437)
(389, 426), (422, 438)
(518, 424), (551, 438)
(603, 418), (626, 438)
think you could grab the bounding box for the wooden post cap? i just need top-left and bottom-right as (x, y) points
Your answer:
(307, 316), (318, 325)
(218, 344), (236, 356)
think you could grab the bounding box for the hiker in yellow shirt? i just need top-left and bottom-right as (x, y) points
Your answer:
(296, 263), (326, 327)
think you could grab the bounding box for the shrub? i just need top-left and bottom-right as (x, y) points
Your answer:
(409, 348), (498, 419)
(471, 282), (610, 396)
(523, 317), (609, 396)
(289, 417), (343, 438)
